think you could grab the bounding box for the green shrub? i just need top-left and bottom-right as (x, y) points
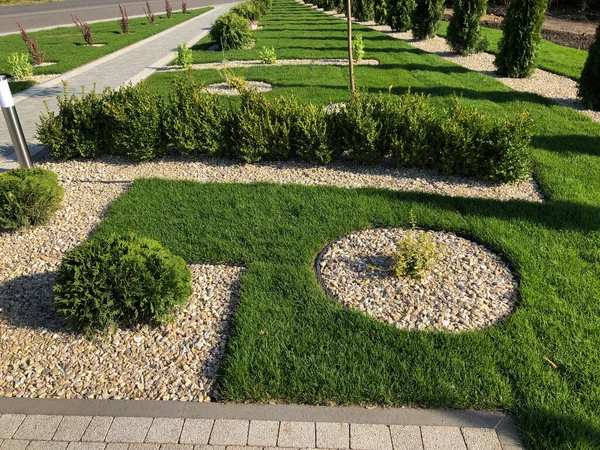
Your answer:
(7, 53), (32, 81)
(251, 0), (272, 15)
(259, 46), (277, 64)
(231, 1), (261, 21)
(352, 35), (365, 62)
(0, 168), (63, 232)
(175, 43), (193, 66)
(104, 82), (167, 162)
(446, 0), (488, 55)
(210, 12), (254, 50)
(164, 72), (231, 156)
(386, 0), (415, 31)
(54, 233), (192, 334)
(293, 103), (331, 164)
(393, 226), (438, 279)
(411, 0), (444, 40)
(37, 83), (108, 159)
(232, 89), (272, 162)
(494, 0), (547, 77)
(578, 23), (600, 110)
(374, 0), (388, 25)
(353, 0), (375, 21)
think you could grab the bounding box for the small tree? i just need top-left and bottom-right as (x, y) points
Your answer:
(386, 0), (416, 31)
(165, 0), (173, 18)
(144, 0), (156, 25)
(446, 0), (487, 55)
(494, 0), (547, 78)
(182, 1), (188, 13)
(373, 0), (387, 24)
(71, 14), (94, 45)
(17, 23), (45, 65)
(117, 3), (130, 33)
(411, 0), (444, 40)
(578, 23), (600, 110)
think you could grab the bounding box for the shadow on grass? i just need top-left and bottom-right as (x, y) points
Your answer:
(531, 134), (600, 158)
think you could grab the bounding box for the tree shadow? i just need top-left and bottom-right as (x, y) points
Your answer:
(531, 134), (600, 157)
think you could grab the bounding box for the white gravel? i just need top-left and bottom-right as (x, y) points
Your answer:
(167, 58), (380, 71)
(205, 81), (273, 95)
(318, 228), (518, 331)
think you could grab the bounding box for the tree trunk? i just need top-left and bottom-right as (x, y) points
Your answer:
(346, 0), (356, 92)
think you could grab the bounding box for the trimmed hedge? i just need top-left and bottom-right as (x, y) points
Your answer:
(209, 12), (254, 50)
(37, 76), (533, 182)
(53, 233), (192, 334)
(578, 23), (600, 110)
(0, 168), (63, 232)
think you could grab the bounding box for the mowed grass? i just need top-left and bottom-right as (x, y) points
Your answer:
(113, 1), (600, 448)
(0, 0), (59, 5)
(1, 8), (210, 94)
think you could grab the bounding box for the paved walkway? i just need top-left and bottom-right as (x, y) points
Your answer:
(0, 398), (524, 450)
(0, 3), (235, 172)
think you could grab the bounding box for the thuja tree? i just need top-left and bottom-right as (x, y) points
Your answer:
(578, 23), (600, 110)
(386, 0), (416, 32)
(374, 0), (387, 25)
(446, 0), (487, 55)
(411, 0), (444, 40)
(494, 0), (547, 77)
(353, 0), (375, 21)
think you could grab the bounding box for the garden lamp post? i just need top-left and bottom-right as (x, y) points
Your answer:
(0, 75), (32, 169)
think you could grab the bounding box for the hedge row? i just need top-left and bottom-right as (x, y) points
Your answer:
(37, 74), (532, 182)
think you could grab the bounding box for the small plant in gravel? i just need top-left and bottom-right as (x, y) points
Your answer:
(411, 0), (445, 40)
(259, 46), (277, 64)
(117, 3), (130, 33)
(393, 209), (439, 279)
(53, 233), (192, 334)
(71, 14), (95, 45)
(182, 0), (188, 13)
(220, 68), (249, 91)
(17, 23), (45, 65)
(386, 0), (416, 32)
(352, 35), (365, 62)
(494, 0), (547, 77)
(175, 42), (193, 66)
(210, 12), (253, 50)
(0, 168), (63, 232)
(144, 0), (156, 25)
(578, 23), (600, 110)
(7, 53), (33, 81)
(446, 0), (488, 55)
(166, 0), (173, 18)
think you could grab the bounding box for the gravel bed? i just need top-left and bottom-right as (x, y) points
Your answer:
(165, 58), (380, 71)
(317, 228), (518, 331)
(205, 81), (273, 95)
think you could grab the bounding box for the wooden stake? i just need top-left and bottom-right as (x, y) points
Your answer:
(346, 0), (355, 93)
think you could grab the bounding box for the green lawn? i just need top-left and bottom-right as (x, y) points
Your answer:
(1, 8), (211, 94)
(90, 1), (600, 448)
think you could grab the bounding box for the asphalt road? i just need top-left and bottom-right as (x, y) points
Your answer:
(0, 0), (232, 34)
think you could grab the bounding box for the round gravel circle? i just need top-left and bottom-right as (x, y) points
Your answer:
(317, 228), (518, 332)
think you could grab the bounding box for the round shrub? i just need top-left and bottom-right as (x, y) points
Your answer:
(53, 233), (193, 333)
(231, 1), (261, 22)
(0, 168), (63, 232)
(252, 0), (272, 15)
(578, 23), (600, 110)
(210, 12), (253, 50)
(386, 0), (415, 32)
(446, 0), (487, 55)
(411, 0), (444, 40)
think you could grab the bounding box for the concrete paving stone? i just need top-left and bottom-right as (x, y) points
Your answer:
(316, 422), (349, 449)
(129, 445), (159, 450)
(158, 445), (193, 450)
(0, 415), (26, 439)
(106, 418), (153, 443)
(26, 442), (68, 450)
(420, 427), (467, 450)
(66, 443), (106, 450)
(350, 423), (392, 450)
(461, 428), (502, 450)
(105, 444), (129, 450)
(193, 447), (225, 450)
(53, 417), (93, 441)
(82, 417), (114, 442)
(208, 420), (248, 446)
(13, 416), (63, 441)
(0, 440), (30, 450)
(246, 421), (279, 447)
(146, 419), (184, 444)
(180, 420), (214, 445)
(277, 422), (315, 448)
(390, 425), (423, 450)
(222, 447), (261, 450)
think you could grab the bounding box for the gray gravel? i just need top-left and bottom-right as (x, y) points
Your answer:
(318, 228), (517, 331)
(205, 81), (273, 95)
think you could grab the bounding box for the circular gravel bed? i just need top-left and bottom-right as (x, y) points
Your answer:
(317, 228), (518, 331)
(205, 81), (273, 95)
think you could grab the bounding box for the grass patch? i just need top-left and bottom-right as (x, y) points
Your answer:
(1, 8), (210, 94)
(0, 0), (60, 5)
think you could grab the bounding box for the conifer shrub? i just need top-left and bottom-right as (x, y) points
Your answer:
(386, 0), (415, 31)
(0, 168), (63, 232)
(53, 233), (192, 334)
(578, 23), (600, 110)
(374, 0), (388, 25)
(494, 0), (547, 77)
(210, 12), (253, 50)
(231, 1), (262, 22)
(446, 0), (488, 55)
(353, 0), (375, 21)
(252, 0), (273, 15)
(411, 0), (444, 40)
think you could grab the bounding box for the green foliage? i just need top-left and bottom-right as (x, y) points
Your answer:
(175, 42), (193, 66)
(352, 0), (375, 21)
(446, 0), (487, 55)
(231, 1), (262, 21)
(373, 0), (387, 25)
(578, 23), (600, 110)
(352, 34), (365, 62)
(393, 227), (439, 279)
(0, 168), (63, 232)
(411, 0), (444, 40)
(259, 46), (277, 64)
(164, 71), (230, 155)
(53, 233), (192, 334)
(210, 12), (254, 50)
(386, 0), (415, 31)
(252, 0), (273, 16)
(7, 52), (32, 81)
(292, 103), (331, 164)
(494, 0), (547, 77)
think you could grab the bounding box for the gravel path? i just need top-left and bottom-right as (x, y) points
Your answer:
(317, 228), (517, 331)
(165, 58), (380, 71)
